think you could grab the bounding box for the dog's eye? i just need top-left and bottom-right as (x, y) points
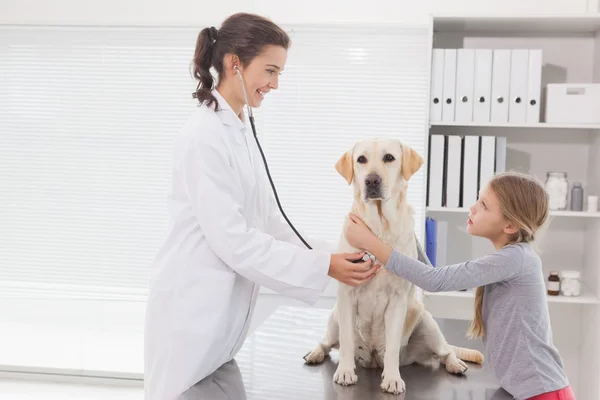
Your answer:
(384, 154), (395, 162)
(357, 155), (367, 164)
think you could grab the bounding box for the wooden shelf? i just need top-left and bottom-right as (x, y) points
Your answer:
(430, 121), (600, 130)
(424, 286), (600, 305)
(432, 14), (600, 34)
(427, 207), (600, 218)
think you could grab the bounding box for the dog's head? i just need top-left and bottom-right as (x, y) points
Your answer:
(335, 138), (423, 203)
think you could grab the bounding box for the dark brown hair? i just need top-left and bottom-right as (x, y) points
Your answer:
(191, 13), (291, 110)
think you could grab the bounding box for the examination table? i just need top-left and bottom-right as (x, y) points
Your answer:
(182, 306), (513, 400)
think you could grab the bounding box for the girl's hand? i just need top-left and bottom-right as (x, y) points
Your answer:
(345, 213), (378, 251)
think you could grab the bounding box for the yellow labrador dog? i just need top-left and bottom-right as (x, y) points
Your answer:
(303, 138), (483, 394)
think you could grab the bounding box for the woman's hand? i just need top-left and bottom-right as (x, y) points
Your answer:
(328, 252), (380, 287)
(345, 213), (378, 251)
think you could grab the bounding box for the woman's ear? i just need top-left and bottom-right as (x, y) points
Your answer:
(223, 54), (241, 75)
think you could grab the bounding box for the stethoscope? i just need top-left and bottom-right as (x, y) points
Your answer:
(233, 66), (431, 266)
(234, 65), (313, 250)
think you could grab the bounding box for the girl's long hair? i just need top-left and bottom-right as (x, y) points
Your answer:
(467, 172), (549, 339)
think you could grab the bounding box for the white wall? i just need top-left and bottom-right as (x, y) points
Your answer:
(0, 0), (593, 27)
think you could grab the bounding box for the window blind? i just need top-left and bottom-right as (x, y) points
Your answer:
(0, 26), (198, 299)
(257, 25), (431, 297)
(0, 24), (430, 300)
(259, 25), (430, 242)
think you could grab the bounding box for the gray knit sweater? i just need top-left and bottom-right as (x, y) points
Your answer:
(387, 243), (570, 399)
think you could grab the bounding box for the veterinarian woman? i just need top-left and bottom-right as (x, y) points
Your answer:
(144, 13), (379, 400)
(345, 172), (574, 400)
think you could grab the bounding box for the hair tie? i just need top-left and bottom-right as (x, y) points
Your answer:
(208, 26), (218, 44)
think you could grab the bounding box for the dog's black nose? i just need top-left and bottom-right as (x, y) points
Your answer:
(365, 174), (382, 187)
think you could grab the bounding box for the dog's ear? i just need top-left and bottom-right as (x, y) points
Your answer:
(401, 145), (424, 181)
(335, 150), (354, 185)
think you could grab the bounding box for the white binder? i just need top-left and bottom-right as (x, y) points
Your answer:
(430, 49), (445, 122)
(435, 220), (448, 267)
(442, 49), (457, 123)
(508, 49), (529, 123)
(491, 49), (511, 123)
(473, 49), (493, 123)
(427, 134), (445, 208)
(455, 49), (475, 123)
(526, 49), (543, 124)
(479, 136), (496, 191)
(495, 136), (507, 173)
(445, 135), (462, 208)
(462, 135), (480, 208)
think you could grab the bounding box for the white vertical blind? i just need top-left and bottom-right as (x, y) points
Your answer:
(259, 24), (430, 247)
(0, 24), (430, 299)
(0, 26), (198, 299)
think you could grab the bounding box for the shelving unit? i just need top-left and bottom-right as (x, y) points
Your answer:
(432, 14), (600, 33)
(422, 14), (600, 400)
(428, 207), (600, 218)
(431, 121), (600, 130)
(424, 286), (600, 304)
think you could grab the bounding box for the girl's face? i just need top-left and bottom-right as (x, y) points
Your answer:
(237, 45), (287, 108)
(467, 186), (517, 247)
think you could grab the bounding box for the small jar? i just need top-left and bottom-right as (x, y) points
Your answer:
(547, 271), (560, 296)
(559, 270), (581, 297)
(589, 195), (599, 212)
(545, 172), (568, 210)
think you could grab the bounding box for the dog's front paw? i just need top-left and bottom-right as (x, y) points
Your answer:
(445, 358), (469, 375)
(303, 345), (326, 365)
(333, 365), (358, 386)
(380, 370), (405, 394)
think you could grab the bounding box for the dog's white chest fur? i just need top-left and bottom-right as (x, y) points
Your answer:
(343, 208), (418, 369)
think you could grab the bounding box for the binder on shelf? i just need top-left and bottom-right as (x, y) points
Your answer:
(427, 134), (445, 208)
(508, 49), (529, 123)
(442, 49), (457, 122)
(426, 217), (437, 267)
(445, 135), (462, 208)
(473, 49), (493, 123)
(455, 49), (475, 123)
(441, 135), (449, 207)
(490, 49), (511, 123)
(479, 136), (496, 192)
(461, 135), (480, 208)
(495, 136), (507, 173)
(430, 49), (445, 122)
(526, 49), (543, 124)
(435, 220), (448, 267)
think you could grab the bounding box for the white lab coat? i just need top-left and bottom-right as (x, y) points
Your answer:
(144, 89), (333, 400)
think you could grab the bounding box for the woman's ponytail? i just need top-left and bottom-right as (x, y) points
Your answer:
(192, 26), (219, 110)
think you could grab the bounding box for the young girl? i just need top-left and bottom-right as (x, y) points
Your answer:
(344, 171), (574, 400)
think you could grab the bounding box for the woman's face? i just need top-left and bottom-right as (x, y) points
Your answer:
(237, 45), (287, 108)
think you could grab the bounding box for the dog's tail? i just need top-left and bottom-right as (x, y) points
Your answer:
(450, 345), (484, 364)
